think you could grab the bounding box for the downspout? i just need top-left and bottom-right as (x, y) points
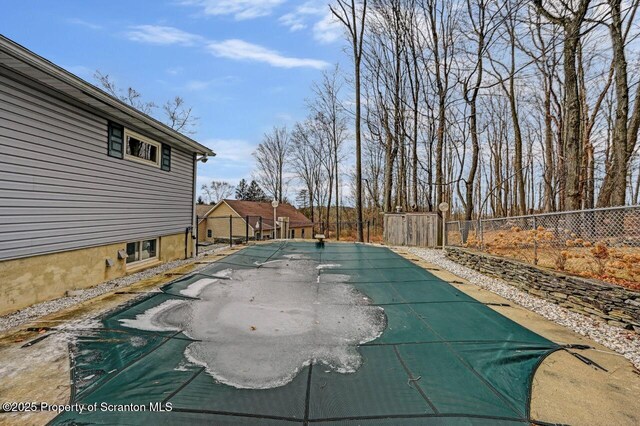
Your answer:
(190, 152), (197, 259)
(185, 226), (192, 259)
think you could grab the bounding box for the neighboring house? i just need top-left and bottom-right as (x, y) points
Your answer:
(198, 199), (313, 241)
(196, 204), (216, 242)
(0, 35), (214, 316)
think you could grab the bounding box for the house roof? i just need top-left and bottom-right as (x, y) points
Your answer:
(221, 199), (313, 230)
(196, 204), (215, 222)
(0, 35), (214, 156)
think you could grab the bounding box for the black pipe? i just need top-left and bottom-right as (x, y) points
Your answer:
(185, 226), (192, 259)
(195, 216), (199, 256)
(246, 215), (249, 244)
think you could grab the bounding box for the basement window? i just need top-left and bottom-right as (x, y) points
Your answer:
(126, 239), (158, 264)
(124, 129), (161, 167)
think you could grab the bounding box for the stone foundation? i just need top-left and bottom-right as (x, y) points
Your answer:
(445, 247), (640, 331)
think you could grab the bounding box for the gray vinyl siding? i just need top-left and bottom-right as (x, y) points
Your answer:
(0, 69), (194, 261)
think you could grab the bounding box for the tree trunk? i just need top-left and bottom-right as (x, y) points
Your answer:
(598, 0), (630, 207)
(543, 74), (555, 212)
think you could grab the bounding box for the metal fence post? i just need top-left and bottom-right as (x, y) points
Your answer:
(245, 215), (249, 244)
(229, 215), (233, 247)
(367, 220), (370, 243)
(533, 214), (538, 265)
(259, 216), (263, 240)
(195, 216), (199, 256)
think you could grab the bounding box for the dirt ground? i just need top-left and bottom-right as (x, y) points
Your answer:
(0, 243), (639, 425)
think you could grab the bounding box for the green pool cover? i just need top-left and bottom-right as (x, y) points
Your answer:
(53, 242), (562, 425)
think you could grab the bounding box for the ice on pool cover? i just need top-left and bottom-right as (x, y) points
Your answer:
(120, 257), (386, 389)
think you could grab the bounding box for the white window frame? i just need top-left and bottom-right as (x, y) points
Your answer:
(124, 128), (161, 167)
(126, 238), (159, 265)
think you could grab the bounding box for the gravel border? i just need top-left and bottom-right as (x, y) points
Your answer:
(0, 244), (229, 334)
(406, 247), (640, 370)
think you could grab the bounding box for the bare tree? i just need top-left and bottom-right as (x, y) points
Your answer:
(163, 96), (198, 134)
(201, 181), (235, 204)
(95, 71), (199, 134)
(275, 0), (640, 230)
(94, 71), (156, 114)
(291, 119), (326, 227)
(460, 0), (496, 219)
(420, 0), (458, 212)
(309, 66), (349, 234)
(331, 0), (368, 241)
(253, 126), (291, 202)
(597, 0), (640, 206)
(534, 0), (591, 210)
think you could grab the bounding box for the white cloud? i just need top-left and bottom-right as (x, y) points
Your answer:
(185, 80), (214, 91)
(185, 76), (240, 91)
(204, 138), (256, 163)
(207, 39), (329, 69)
(196, 139), (257, 187)
(278, 1), (343, 44)
(279, 12), (307, 31)
(166, 66), (183, 75)
(181, 0), (286, 20)
(67, 18), (102, 30)
(123, 24), (328, 70)
(125, 25), (203, 46)
(275, 113), (294, 122)
(312, 12), (343, 44)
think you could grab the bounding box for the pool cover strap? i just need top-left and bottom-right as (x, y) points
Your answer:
(53, 242), (563, 425)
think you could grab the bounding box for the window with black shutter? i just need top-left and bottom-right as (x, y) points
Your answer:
(161, 144), (171, 171)
(107, 122), (124, 158)
(108, 123), (171, 171)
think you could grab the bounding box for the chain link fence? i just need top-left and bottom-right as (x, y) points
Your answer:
(196, 215), (316, 249)
(446, 205), (640, 287)
(320, 219), (383, 243)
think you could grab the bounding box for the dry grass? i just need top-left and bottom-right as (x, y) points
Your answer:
(328, 228), (384, 243)
(463, 227), (640, 290)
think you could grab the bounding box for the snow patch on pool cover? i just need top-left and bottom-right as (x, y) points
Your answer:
(179, 278), (218, 297)
(119, 300), (185, 332)
(120, 258), (386, 389)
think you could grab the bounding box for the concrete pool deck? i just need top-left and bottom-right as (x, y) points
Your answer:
(0, 242), (638, 425)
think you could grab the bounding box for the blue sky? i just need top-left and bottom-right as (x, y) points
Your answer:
(0, 0), (346, 191)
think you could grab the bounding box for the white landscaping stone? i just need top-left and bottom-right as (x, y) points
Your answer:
(0, 244), (228, 333)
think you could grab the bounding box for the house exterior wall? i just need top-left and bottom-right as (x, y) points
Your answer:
(205, 202), (250, 240)
(198, 202), (314, 242)
(290, 226), (313, 239)
(0, 68), (195, 261)
(0, 232), (188, 316)
(197, 219), (208, 242)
